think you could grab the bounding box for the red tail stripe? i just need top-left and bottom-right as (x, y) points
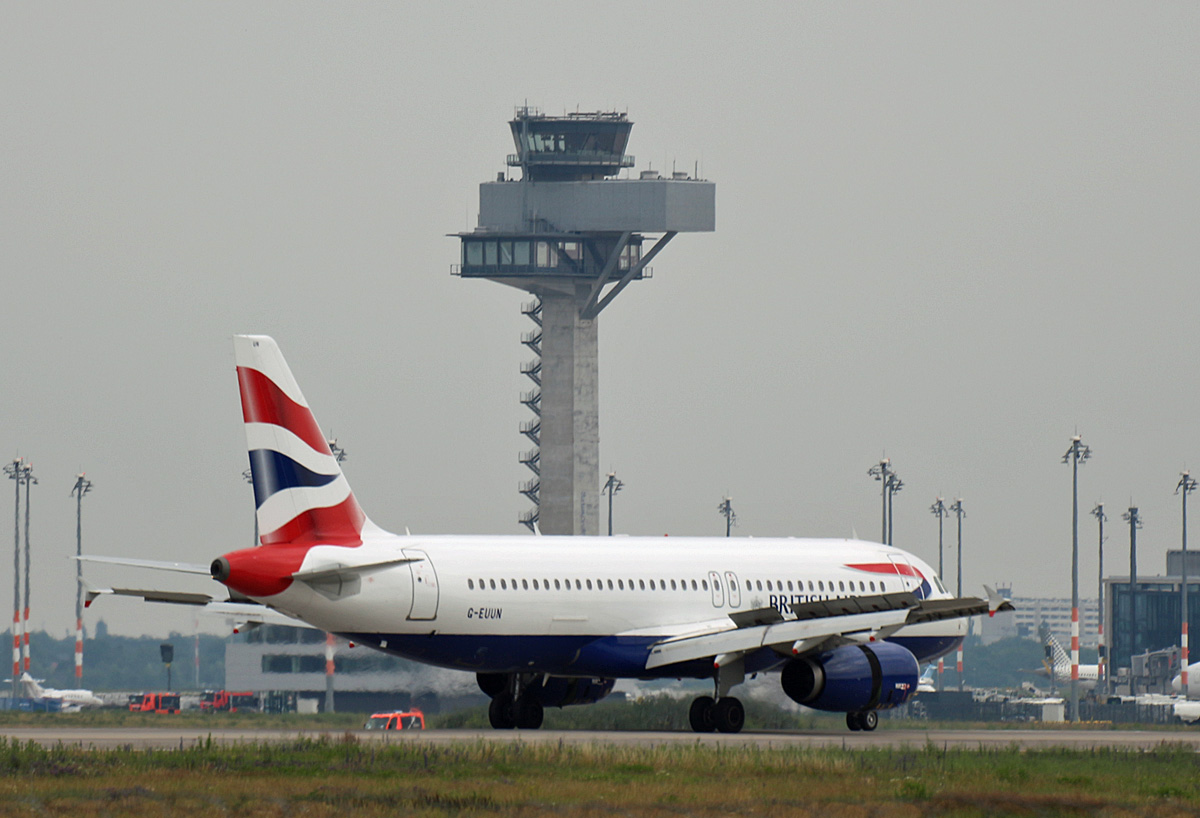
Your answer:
(237, 366), (329, 454)
(260, 494), (365, 547)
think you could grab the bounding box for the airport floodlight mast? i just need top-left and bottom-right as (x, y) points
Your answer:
(71, 473), (93, 681)
(886, 473), (903, 546)
(453, 107), (714, 535)
(1122, 505), (1142, 667)
(1062, 434), (1091, 722)
(19, 462), (35, 674)
(4, 458), (23, 698)
(1090, 502), (1107, 695)
(949, 498), (965, 690)
(930, 498), (949, 578)
(718, 497), (737, 537)
(867, 459), (892, 544)
(1178, 472), (1197, 698)
(602, 472), (623, 536)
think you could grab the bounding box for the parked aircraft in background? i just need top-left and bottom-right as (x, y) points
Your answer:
(1035, 627), (1099, 692)
(19, 673), (103, 711)
(83, 335), (1009, 733)
(1171, 662), (1200, 698)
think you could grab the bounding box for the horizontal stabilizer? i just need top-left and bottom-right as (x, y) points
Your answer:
(291, 556), (417, 585)
(87, 588), (213, 607)
(77, 555), (211, 575)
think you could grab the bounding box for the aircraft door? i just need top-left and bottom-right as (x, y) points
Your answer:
(708, 571), (725, 607)
(724, 571), (742, 608)
(887, 554), (913, 593)
(404, 549), (439, 620)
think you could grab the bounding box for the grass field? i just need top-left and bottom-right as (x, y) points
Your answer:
(1, 733), (1200, 816)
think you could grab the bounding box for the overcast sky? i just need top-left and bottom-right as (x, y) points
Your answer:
(3, 3), (1199, 638)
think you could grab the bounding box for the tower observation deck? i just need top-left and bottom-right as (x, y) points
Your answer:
(453, 107), (715, 535)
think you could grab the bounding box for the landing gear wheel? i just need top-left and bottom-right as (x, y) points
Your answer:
(488, 691), (516, 729)
(860, 710), (878, 731)
(846, 712), (863, 731)
(515, 696), (544, 730)
(689, 696), (716, 733)
(713, 697), (745, 734)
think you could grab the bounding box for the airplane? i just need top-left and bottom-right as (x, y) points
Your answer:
(1170, 662), (1200, 698)
(916, 664), (937, 694)
(1036, 626), (1099, 691)
(19, 673), (104, 711)
(84, 335), (1011, 733)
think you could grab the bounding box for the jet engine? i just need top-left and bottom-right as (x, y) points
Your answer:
(781, 642), (918, 712)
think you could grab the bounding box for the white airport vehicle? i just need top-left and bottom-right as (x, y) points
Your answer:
(84, 335), (1009, 733)
(19, 673), (103, 711)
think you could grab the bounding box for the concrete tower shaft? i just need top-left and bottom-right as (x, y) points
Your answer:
(454, 108), (714, 535)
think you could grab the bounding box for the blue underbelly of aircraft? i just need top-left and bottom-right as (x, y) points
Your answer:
(343, 631), (962, 677)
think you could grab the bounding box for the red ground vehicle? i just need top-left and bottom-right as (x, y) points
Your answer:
(128, 693), (181, 713)
(363, 710), (425, 730)
(199, 690), (260, 712)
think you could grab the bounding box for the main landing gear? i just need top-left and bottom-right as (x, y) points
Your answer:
(846, 710), (878, 732)
(688, 695), (745, 734)
(479, 673), (544, 730)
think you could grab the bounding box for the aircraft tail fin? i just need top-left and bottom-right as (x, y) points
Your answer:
(233, 335), (371, 547)
(19, 672), (43, 698)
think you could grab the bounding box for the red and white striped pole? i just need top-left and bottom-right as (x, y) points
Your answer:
(11, 610), (19, 686)
(956, 645), (964, 691)
(324, 632), (336, 713)
(1097, 619), (1105, 691)
(1183, 622), (1190, 696)
(1070, 606), (1080, 690)
(937, 657), (944, 691)
(74, 617), (83, 680)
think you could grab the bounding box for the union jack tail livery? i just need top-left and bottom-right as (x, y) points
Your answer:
(234, 335), (369, 548)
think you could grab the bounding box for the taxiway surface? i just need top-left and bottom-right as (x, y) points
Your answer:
(4, 727), (1200, 751)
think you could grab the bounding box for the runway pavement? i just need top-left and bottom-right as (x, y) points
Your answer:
(4, 727), (1200, 751)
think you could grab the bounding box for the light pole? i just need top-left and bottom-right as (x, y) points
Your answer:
(718, 497), (736, 537)
(4, 458), (22, 698)
(886, 474), (903, 546)
(1062, 434), (1091, 722)
(1122, 505), (1142, 690)
(602, 472), (623, 536)
(1090, 502), (1107, 696)
(71, 473), (92, 681)
(868, 459), (891, 544)
(949, 498), (965, 690)
(930, 497), (949, 692)
(1178, 472), (1197, 698)
(20, 462), (35, 674)
(324, 436), (346, 714)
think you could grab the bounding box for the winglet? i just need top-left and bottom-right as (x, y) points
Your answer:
(984, 585), (1013, 617)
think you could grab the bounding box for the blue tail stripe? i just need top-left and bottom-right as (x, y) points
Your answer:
(248, 449), (338, 508)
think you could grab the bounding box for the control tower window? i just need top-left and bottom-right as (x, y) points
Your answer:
(618, 244), (641, 270)
(560, 241), (582, 263)
(536, 241), (557, 268)
(465, 242), (483, 266)
(514, 241), (530, 266)
(499, 241), (513, 265)
(484, 242), (498, 266)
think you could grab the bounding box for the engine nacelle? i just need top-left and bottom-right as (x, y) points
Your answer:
(535, 677), (615, 708)
(781, 642), (918, 712)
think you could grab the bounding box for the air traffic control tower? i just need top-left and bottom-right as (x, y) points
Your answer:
(453, 108), (714, 535)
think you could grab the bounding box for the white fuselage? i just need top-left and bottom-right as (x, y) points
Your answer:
(254, 533), (963, 679)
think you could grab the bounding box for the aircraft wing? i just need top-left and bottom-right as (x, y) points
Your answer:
(645, 590), (1009, 670)
(646, 592), (919, 669)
